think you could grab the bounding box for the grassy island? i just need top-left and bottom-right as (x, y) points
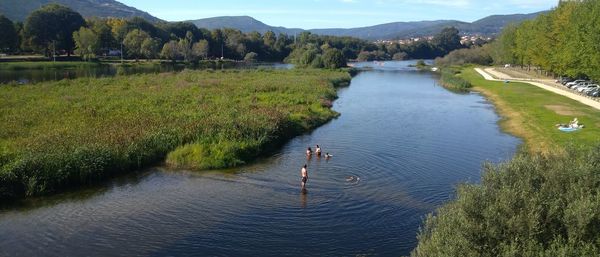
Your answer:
(0, 69), (351, 199)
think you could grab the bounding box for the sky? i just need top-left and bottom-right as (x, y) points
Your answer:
(118, 0), (558, 29)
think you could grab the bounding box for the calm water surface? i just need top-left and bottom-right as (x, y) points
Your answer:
(0, 61), (520, 256)
(0, 62), (293, 84)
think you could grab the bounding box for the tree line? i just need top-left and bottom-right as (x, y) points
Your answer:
(436, 0), (600, 82)
(0, 4), (468, 67)
(493, 0), (600, 81)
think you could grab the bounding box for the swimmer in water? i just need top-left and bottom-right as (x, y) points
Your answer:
(301, 164), (308, 188)
(306, 147), (312, 156)
(325, 153), (332, 159)
(315, 145), (322, 156)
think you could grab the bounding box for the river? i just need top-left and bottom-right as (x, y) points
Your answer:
(0, 60), (520, 256)
(0, 62), (293, 84)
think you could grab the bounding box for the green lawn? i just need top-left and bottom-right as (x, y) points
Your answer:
(0, 69), (350, 199)
(461, 67), (600, 152)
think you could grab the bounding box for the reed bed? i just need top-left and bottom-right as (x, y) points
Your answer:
(0, 69), (351, 199)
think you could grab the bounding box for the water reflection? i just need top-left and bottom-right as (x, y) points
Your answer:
(0, 62), (293, 84)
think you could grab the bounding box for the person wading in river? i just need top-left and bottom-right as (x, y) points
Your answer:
(301, 164), (308, 188)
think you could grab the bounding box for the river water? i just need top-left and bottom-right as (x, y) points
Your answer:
(0, 61), (520, 256)
(0, 62), (293, 84)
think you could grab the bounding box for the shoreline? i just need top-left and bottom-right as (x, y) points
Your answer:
(461, 66), (600, 154)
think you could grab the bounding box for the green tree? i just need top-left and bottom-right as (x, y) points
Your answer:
(392, 52), (408, 61)
(73, 27), (99, 61)
(432, 27), (462, 55)
(141, 37), (160, 60)
(491, 23), (518, 65)
(514, 20), (535, 69)
(24, 4), (85, 56)
(0, 15), (18, 53)
(244, 52), (258, 62)
(322, 48), (346, 68)
(192, 40), (209, 61)
(88, 18), (115, 54)
(124, 29), (150, 61)
(161, 40), (181, 62)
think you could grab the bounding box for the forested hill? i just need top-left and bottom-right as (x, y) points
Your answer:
(189, 16), (304, 35)
(189, 12), (547, 40)
(309, 20), (462, 40)
(0, 0), (160, 22)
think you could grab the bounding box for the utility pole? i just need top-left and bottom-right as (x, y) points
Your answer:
(53, 40), (56, 62)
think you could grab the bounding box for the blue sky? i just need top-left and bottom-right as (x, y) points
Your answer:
(119, 0), (558, 29)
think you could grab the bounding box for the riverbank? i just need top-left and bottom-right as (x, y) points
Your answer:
(460, 67), (600, 153)
(0, 69), (351, 200)
(411, 66), (600, 256)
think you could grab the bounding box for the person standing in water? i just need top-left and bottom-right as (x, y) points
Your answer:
(301, 164), (308, 188)
(315, 145), (322, 157)
(306, 147), (313, 156)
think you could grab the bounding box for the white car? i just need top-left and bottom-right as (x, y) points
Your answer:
(572, 82), (591, 90)
(566, 80), (586, 88)
(580, 84), (599, 93)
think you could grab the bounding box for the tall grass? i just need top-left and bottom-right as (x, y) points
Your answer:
(439, 69), (472, 91)
(0, 69), (351, 199)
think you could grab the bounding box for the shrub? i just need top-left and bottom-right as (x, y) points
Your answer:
(439, 69), (472, 91)
(412, 147), (600, 257)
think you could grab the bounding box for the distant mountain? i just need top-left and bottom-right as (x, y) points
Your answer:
(0, 0), (160, 22)
(459, 11), (548, 35)
(309, 20), (467, 40)
(189, 16), (304, 35)
(188, 12), (546, 40)
(315, 12), (548, 40)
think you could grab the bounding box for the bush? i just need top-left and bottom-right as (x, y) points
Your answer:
(412, 147), (600, 257)
(435, 45), (494, 67)
(439, 69), (472, 91)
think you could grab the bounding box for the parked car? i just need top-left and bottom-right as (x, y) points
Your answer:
(558, 77), (574, 85)
(571, 81), (591, 90)
(587, 88), (600, 97)
(581, 84), (599, 93)
(566, 80), (586, 88)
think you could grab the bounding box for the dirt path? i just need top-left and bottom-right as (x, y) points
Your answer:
(474, 68), (600, 111)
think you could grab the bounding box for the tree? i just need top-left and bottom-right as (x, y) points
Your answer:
(106, 18), (127, 43)
(432, 27), (462, 56)
(73, 27), (99, 61)
(192, 40), (209, 61)
(244, 52), (258, 62)
(0, 15), (18, 53)
(393, 52), (408, 61)
(124, 29), (150, 61)
(24, 4), (85, 56)
(491, 23), (518, 65)
(322, 48), (346, 68)
(141, 37), (160, 60)
(161, 40), (181, 62)
(88, 18), (115, 54)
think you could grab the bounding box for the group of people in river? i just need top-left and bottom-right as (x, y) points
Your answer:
(301, 144), (332, 189)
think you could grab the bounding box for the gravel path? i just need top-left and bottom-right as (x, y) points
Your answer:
(474, 68), (600, 111)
